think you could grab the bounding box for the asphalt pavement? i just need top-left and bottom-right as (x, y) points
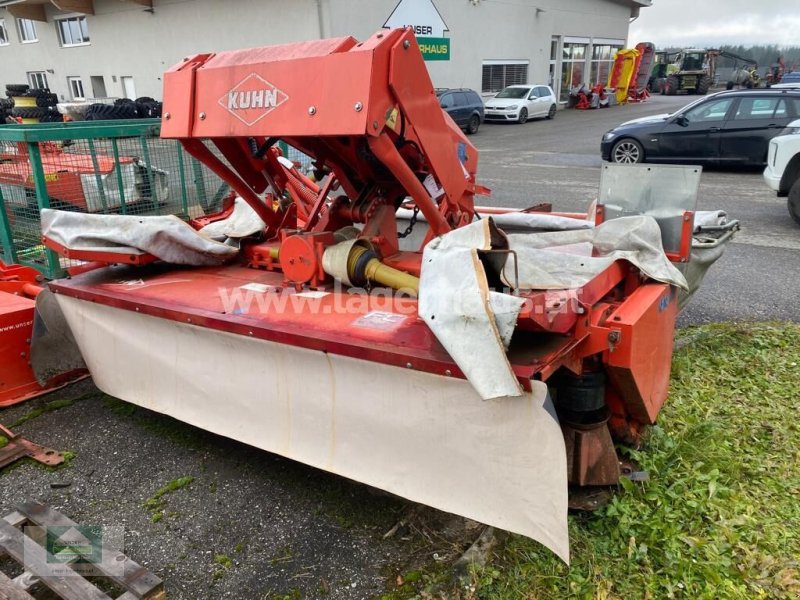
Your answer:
(1, 93), (797, 600)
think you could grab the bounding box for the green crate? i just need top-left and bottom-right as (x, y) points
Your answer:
(0, 119), (232, 279)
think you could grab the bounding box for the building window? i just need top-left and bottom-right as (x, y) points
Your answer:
(27, 71), (48, 90)
(0, 20), (9, 46)
(560, 41), (588, 103)
(57, 16), (90, 47)
(481, 61), (529, 94)
(17, 18), (37, 43)
(67, 76), (85, 100)
(591, 44), (623, 87)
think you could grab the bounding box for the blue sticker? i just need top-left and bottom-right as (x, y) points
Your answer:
(457, 142), (467, 164)
(658, 293), (670, 312)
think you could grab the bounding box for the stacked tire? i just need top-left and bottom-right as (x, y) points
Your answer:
(85, 96), (162, 121)
(0, 97), (13, 123)
(85, 99), (139, 120)
(135, 96), (162, 119)
(6, 84), (62, 124)
(86, 96), (161, 121)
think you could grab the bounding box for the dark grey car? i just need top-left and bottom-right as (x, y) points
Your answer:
(437, 88), (484, 135)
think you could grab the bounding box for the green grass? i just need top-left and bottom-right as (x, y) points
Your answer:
(214, 554), (233, 569)
(142, 475), (195, 523)
(10, 395), (90, 428)
(467, 322), (800, 600)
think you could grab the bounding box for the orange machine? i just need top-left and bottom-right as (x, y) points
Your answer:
(0, 261), (85, 406)
(37, 29), (733, 558)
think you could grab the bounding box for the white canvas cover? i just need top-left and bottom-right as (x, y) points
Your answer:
(56, 295), (570, 562)
(41, 208), (238, 266)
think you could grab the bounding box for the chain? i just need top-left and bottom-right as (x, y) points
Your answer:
(398, 205), (420, 239)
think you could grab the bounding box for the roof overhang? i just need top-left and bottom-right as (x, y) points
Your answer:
(610, 0), (653, 19)
(0, 0), (151, 21)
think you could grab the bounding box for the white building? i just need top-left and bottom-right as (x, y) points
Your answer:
(0, 0), (650, 105)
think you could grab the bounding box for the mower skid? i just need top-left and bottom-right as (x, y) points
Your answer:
(55, 294), (570, 562)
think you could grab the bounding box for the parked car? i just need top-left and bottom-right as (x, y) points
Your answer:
(436, 88), (484, 134)
(770, 72), (800, 90)
(601, 89), (800, 165)
(484, 85), (557, 124)
(776, 72), (800, 86)
(763, 117), (800, 225)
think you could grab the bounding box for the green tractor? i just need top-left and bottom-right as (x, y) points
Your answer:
(662, 49), (715, 95)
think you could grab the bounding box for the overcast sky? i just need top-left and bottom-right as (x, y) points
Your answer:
(629, 0), (800, 47)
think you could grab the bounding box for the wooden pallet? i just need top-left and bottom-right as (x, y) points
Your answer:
(0, 502), (165, 600)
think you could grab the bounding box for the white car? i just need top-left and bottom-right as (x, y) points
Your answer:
(764, 118), (800, 225)
(484, 84), (557, 124)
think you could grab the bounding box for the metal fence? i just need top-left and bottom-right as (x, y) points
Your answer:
(0, 119), (234, 278)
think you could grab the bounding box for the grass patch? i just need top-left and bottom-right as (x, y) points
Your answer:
(10, 394), (89, 428)
(214, 554), (233, 569)
(463, 322), (800, 599)
(142, 475), (195, 523)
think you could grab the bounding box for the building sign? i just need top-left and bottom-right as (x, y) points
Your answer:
(418, 37), (450, 61)
(383, 0), (450, 62)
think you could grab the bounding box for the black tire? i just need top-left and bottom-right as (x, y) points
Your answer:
(696, 76), (711, 95)
(135, 96), (156, 104)
(789, 179), (800, 226)
(665, 75), (679, 96)
(135, 100), (162, 118)
(466, 113), (480, 135)
(39, 113), (64, 123)
(745, 79), (754, 89)
(5, 84), (29, 94)
(35, 94), (59, 107)
(85, 102), (139, 120)
(726, 81), (735, 90)
(546, 104), (556, 119)
(517, 107), (528, 124)
(610, 138), (644, 164)
(0, 98), (13, 109)
(23, 88), (50, 98)
(114, 97), (136, 106)
(11, 107), (47, 118)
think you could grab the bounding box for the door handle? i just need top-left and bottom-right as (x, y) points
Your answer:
(709, 127), (721, 132)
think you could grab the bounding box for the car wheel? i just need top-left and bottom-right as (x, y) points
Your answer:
(517, 108), (528, 124)
(546, 104), (556, 119)
(466, 114), (480, 134)
(611, 139), (644, 164)
(789, 179), (800, 226)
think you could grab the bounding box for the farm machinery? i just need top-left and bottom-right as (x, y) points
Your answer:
(0, 140), (168, 216)
(23, 29), (736, 561)
(662, 48), (715, 95)
(0, 260), (85, 407)
(658, 48), (763, 95)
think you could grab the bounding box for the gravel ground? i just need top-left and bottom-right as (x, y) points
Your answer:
(3, 92), (797, 599)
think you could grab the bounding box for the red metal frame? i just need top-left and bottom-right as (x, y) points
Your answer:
(0, 261), (86, 407)
(42, 237), (158, 266)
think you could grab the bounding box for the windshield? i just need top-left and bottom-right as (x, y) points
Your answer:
(496, 87), (529, 99)
(682, 52), (706, 70)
